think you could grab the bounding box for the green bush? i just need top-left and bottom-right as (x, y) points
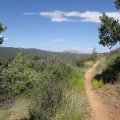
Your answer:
(0, 52), (90, 120)
(28, 79), (63, 120)
(28, 68), (88, 120)
(54, 70), (89, 120)
(54, 90), (89, 120)
(28, 61), (73, 120)
(95, 54), (120, 83)
(92, 79), (104, 89)
(74, 58), (85, 67)
(0, 53), (40, 101)
(69, 69), (85, 92)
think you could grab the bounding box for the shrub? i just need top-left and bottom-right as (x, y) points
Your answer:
(0, 52), (90, 120)
(28, 78), (63, 120)
(74, 58), (85, 67)
(95, 54), (120, 83)
(54, 70), (90, 120)
(69, 69), (85, 92)
(0, 53), (40, 102)
(92, 79), (104, 89)
(54, 89), (89, 120)
(28, 61), (73, 120)
(26, 68), (89, 120)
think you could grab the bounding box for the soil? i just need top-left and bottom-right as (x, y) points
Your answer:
(85, 62), (120, 120)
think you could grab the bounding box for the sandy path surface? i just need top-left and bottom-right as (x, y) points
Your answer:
(85, 62), (120, 120)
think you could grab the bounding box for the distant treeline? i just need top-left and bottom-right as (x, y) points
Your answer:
(0, 47), (100, 65)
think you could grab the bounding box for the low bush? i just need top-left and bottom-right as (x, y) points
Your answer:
(92, 79), (104, 89)
(28, 61), (73, 120)
(54, 89), (89, 120)
(0, 52), (90, 120)
(0, 53), (40, 102)
(28, 65), (88, 120)
(28, 79), (63, 120)
(54, 70), (90, 120)
(95, 54), (120, 83)
(74, 58), (85, 67)
(69, 69), (85, 92)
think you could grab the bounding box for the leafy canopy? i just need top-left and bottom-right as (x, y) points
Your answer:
(98, 13), (120, 48)
(98, 0), (120, 48)
(0, 22), (7, 44)
(114, 0), (120, 9)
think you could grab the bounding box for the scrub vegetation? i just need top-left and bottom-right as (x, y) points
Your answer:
(0, 48), (94, 120)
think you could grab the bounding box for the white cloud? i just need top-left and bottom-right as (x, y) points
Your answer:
(106, 12), (120, 21)
(79, 11), (102, 23)
(65, 11), (80, 17)
(40, 10), (70, 22)
(51, 17), (70, 22)
(24, 10), (120, 23)
(40, 10), (120, 23)
(23, 12), (37, 15)
(51, 38), (65, 42)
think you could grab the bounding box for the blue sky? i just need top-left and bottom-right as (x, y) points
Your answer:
(0, 0), (119, 53)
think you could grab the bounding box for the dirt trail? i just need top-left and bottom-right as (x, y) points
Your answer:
(85, 62), (120, 120)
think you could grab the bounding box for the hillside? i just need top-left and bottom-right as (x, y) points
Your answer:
(0, 47), (89, 64)
(0, 48), (93, 120)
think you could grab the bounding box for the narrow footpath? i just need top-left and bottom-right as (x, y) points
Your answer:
(85, 62), (120, 120)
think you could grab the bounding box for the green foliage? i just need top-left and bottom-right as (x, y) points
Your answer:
(98, 0), (120, 48)
(0, 47), (90, 65)
(88, 55), (97, 62)
(0, 51), (91, 120)
(95, 52), (120, 83)
(74, 58), (85, 67)
(28, 61), (73, 120)
(69, 69), (85, 92)
(0, 110), (5, 120)
(91, 47), (97, 61)
(54, 90), (89, 120)
(0, 22), (7, 44)
(54, 70), (89, 120)
(27, 60), (87, 120)
(0, 22), (7, 33)
(0, 53), (40, 101)
(92, 79), (104, 89)
(98, 13), (120, 48)
(114, 0), (120, 9)
(28, 79), (63, 120)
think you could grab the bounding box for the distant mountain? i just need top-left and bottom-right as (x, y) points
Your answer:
(0, 47), (85, 64)
(0, 47), (53, 63)
(63, 49), (82, 54)
(0, 47), (51, 56)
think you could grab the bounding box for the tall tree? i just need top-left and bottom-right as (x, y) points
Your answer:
(91, 47), (97, 61)
(114, 0), (120, 9)
(0, 22), (7, 44)
(98, 0), (120, 48)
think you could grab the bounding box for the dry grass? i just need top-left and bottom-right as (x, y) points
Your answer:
(54, 89), (90, 120)
(0, 97), (29, 120)
(97, 84), (120, 109)
(0, 110), (5, 120)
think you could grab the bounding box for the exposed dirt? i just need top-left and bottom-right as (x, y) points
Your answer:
(4, 97), (28, 120)
(85, 62), (120, 120)
(97, 84), (120, 109)
(7, 111), (20, 120)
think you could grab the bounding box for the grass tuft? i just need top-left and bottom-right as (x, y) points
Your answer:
(92, 79), (104, 90)
(69, 69), (85, 92)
